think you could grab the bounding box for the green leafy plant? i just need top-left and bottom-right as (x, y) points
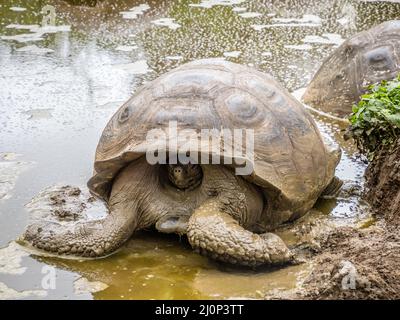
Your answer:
(348, 74), (400, 160)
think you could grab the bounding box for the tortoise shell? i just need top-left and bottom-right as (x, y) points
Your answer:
(303, 20), (400, 117)
(88, 59), (340, 223)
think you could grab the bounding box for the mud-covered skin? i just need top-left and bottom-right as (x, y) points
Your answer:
(24, 159), (292, 264)
(187, 163), (292, 266)
(187, 201), (292, 266)
(303, 20), (400, 117)
(24, 159), (200, 257)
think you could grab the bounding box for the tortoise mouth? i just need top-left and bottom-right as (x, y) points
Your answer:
(173, 178), (201, 189)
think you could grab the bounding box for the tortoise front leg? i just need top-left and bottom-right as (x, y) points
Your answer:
(23, 159), (155, 258)
(24, 202), (137, 257)
(187, 198), (293, 266)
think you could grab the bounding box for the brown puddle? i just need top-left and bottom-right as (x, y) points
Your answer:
(31, 232), (310, 299)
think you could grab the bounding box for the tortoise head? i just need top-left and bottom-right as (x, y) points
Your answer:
(167, 163), (203, 190)
(303, 21), (400, 117)
(303, 33), (372, 117)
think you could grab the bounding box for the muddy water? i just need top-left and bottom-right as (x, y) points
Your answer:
(0, 0), (399, 299)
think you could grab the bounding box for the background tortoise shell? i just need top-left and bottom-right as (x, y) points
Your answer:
(303, 20), (400, 117)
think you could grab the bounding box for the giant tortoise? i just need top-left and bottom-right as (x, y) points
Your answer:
(23, 59), (341, 267)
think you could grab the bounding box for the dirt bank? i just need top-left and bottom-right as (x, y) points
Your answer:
(364, 140), (400, 227)
(294, 223), (400, 299)
(268, 143), (400, 300)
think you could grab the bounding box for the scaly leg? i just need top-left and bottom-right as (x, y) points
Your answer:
(23, 159), (155, 257)
(187, 198), (293, 266)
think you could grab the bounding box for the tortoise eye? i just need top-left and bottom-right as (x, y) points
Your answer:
(363, 46), (395, 71)
(118, 106), (130, 124)
(344, 45), (355, 57)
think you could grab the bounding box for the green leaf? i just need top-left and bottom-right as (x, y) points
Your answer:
(347, 73), (400, 159)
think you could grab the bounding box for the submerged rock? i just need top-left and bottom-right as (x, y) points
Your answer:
(25, 185), (107, 226)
